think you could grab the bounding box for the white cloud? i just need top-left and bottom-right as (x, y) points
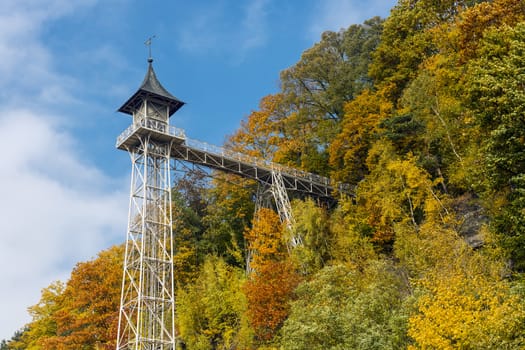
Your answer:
(0, 110), (128, 340)
(0, 4), (63, 107)
(0, 0), (129, 341)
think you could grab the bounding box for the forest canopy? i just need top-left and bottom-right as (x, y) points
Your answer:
(4, 0), (525, 349)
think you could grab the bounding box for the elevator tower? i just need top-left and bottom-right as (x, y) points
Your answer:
(115, 57), (184, 350)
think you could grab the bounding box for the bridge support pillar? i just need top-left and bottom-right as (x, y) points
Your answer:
(270, 169), (301, 248)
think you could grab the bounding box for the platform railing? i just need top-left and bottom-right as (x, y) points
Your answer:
(116, 118), (186, 147)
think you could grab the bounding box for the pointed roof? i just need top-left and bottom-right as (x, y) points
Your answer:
(118, 58), (185, 117)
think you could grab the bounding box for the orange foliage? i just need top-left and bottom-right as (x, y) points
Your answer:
(42, 245), (123, 350)
(245, 208), (285, 271)
(243, 260), (302, 342)
(243, 208), (302, 343)
(228, 94), (285, 159)
(457, 0), (525, 61)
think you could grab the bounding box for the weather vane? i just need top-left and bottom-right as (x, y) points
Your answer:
(144, 35), (156, 61)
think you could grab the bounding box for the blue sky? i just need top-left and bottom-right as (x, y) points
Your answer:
(0, 0), (397, 340)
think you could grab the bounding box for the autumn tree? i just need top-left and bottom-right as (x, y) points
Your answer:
(8, 282), (64, 349)
(457, 0), (525, 61)
(243, 260), (301, 344)
(403, 221), (525, 348)
(227, 94), (286, 160)
(409, 266), (525, 349)
(370, 0), (483, 100)
(244, 208), (285, 272)
(328, 200), (378, 268)
(355, 141), (442, 247)
(329, 88), (392, 184)
(13, 2), (525, 348)
(45, 246), (123, 349)
(11, 246), (123, 350)
(242, 208), (301, 344)
(276, 17), (384, 175)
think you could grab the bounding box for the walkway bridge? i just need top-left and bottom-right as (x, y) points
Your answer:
(116, 116), (350, 200)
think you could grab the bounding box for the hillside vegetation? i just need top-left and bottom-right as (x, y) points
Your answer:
(4, 0), (525, 348)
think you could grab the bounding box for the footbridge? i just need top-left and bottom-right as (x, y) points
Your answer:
(116, 116), (350, 199)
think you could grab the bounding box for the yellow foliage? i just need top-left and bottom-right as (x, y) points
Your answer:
(398, 212), (525, 348)
(358, 142), (448, 245)
(329, 88), (392, 184)
(409, 271), (525, 349)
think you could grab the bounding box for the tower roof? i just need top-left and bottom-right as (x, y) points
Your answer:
(118, 59), (185, 117)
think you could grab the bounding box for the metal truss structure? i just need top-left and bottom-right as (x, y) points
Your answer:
(270, 169), (300, 247)
(116, 136), (177, 349)
(118, 130), (347, 200)
(115, 59), (349, 349)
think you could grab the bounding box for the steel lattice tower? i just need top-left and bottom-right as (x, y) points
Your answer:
(116, 58), (185, 350)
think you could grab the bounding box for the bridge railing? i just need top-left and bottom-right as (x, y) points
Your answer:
(185, 138), (332, 187)
(116, 119), (337, 189)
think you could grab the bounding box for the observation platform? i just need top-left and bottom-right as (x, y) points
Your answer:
(116, 117), (351, 199)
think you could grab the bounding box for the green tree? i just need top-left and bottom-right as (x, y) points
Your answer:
(2, 329), (27, 350)
(280, 17), (383, 122)
(397, 55), (470, 193)
(465, 22), (525, 270)
(171, 169), (209, 286)
(281, 262), (409, 349)
(202, 172), (255, 268)
(176, 256), (250, 350)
